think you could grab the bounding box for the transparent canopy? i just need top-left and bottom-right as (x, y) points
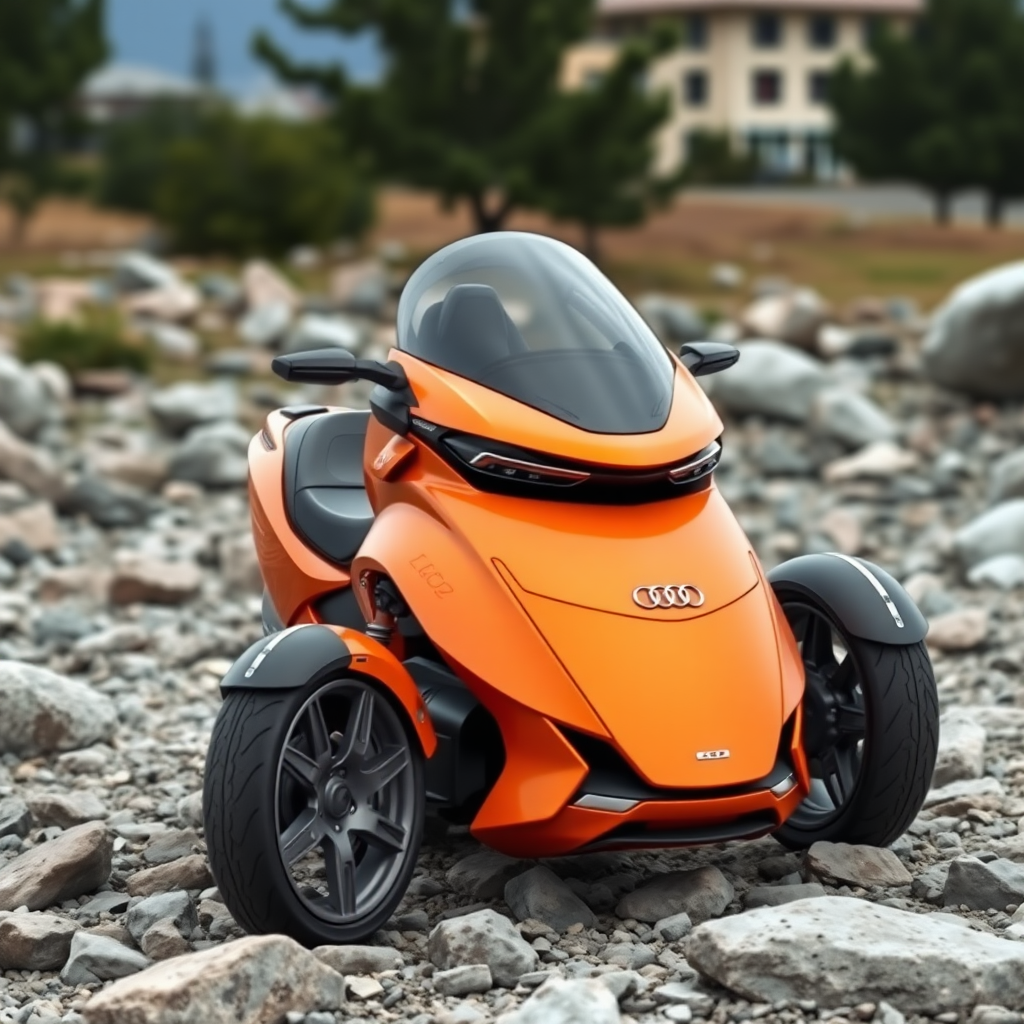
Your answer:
(396, 233), (675, 435)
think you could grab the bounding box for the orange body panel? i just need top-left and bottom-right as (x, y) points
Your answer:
(251, 347), (809, 856)
(325, 626), (438, 758)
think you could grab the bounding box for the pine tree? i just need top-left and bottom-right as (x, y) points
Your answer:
(0, 0), (108, 241)
(829, 0), (1024, 226)
(192, 17), (218, 91)
(255, 0), (677, 237)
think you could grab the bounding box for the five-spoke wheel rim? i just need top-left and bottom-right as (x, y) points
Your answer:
(784, 602), (868, 828)
(274, 679), (416, 925)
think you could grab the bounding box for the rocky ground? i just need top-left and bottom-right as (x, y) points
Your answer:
(1, 253), (1024, 1024)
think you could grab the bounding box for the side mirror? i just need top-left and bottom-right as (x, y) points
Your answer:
(272, 349), (410, 391)
(679, 341), (740, 378)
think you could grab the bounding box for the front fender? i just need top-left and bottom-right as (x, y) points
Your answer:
(220, 624), (437, 757)
(767, 553), (928, 645)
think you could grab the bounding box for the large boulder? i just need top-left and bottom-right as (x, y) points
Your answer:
(0, 913), (79, 970)
(685, 896), (1024, 1013)
(923, 261), (1024, 398)
(82, 935), (346, 1024)
(0, 354), (52, 438)
(615, 866), (734, 924)
(934, 709), (987, 787)
(0, 662), (117, 757)
(169, 421), (250, 489)
(504, 866), (596, 932)
(636, 294), (708, 345)
(495, 976), (622, 1024)
(149, 382), (238, 437)
(707, 341), (828, 422)
(0, 420), (64, 499)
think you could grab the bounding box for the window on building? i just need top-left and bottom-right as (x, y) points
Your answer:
(808, 70), (831, 104)
(746, 130), (792, 177)
(684, 70), (709, 106)
(752, 69), (783, 105)
(808, 13), (836, 49)
(752, 12), (782, 48)
(685, 13), (709, 49)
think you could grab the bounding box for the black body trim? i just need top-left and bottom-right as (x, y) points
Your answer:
(579, 811), (777, 851)
(410, 418), (720, 507)
(405, 657), (505, 819)
(561, 727), (794, 804)
(768, 554), (928, 645)
(220, 625), (352, 695)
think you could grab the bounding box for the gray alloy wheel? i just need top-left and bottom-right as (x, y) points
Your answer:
(275, 678), (419, 925)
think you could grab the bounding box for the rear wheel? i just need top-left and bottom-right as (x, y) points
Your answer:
(774, 597), (938, 850)
(204, 677), (424, 946)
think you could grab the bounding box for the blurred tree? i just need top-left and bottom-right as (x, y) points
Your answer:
(0, 0), (108, 242)
(530, 27), (677, 263)
(255, 0), (676, 236)
(682, 130), (758, 187)
(154, 113), (373, 256)
(97, 102), (204, 213)
(830, 0), (1024, 226)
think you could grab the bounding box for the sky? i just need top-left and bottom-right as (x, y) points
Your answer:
(107, 0), (380, 95)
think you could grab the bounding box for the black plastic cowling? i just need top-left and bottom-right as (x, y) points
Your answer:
(767, 554), (928, 645)
(220, 625), (352, 694)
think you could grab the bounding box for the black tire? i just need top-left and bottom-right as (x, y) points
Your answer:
(774, 594), (938, 850)
(203, 678), (425, 947)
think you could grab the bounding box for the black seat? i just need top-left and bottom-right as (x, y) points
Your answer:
(284, 410), (374, 565)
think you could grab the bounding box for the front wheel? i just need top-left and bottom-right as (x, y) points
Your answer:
(774, 596), (938, 850)
(203, 677), (424, 946)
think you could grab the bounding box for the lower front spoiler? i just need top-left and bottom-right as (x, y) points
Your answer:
(473, 779), (808, 858)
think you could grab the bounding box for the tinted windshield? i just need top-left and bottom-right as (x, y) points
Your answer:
(396, 233), (674, 435)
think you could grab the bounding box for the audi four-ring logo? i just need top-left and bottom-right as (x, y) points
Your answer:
(632, 585), (706, 610)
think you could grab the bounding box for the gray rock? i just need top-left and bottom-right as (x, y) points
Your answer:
(0, 912), (79, 970)
(126, 891), (198, 944)
(0, 353), (51, 438)
(60, 474), (152, 529)
(944, 857), (1024, 911)
(685, 896), (1024, 1013)
(653, 983), (715, 1016)
(114, 251), (180, 293)
(601, 942), (656, 970)
(176, 791), (204, 830)
(811, 388), (897, 449)
(0, 419), (64, 499)
(925, 777), (1005, 810)
(169, 420), (250, 489)
(61, 932), (150, 986)
(615, 866), (734, 924)
(653, 912), (693, 942)
(708, 341), (828, 422)
(26, 791), (107, 828)
(741, 288), (829, 351)
(968, 554), (1024, 591)
(313, 944), (403, 974)
(637, 294), (707, 344)
(330, 260), (389, 318)
(447, 851), (529, 901)
(126, 854), (213, 897)
(990, 450), (1024, 504)
(504, 866), (595, 932)
(428, 909), (538, 988)
(744, 883), (827, 908)
(806, 843), (912, 888)
(284, 313), (368, 355)
(927, 607), (990, 652)
(923, 260), (1024, 399)
(143, 827), (201, 865)
(140, 917), (191, 960)
(0, 662), (117, 757)
(433, 963), (493, 996)
(238, 301), (292, 347)
(140, 322), (200, 361)
(934, 709), (987, 787)
(0, 798), (32, 839)
(971, 1009), (1023, 1024)
(81, 934), (346, 1023)
(0, 822), (112, 911)
(149, 381), (238, 437)
(955, 502), (1024, 569)
(495, 976), (622, 1024)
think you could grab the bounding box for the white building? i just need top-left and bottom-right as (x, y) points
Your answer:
(565, 0), (922, 180)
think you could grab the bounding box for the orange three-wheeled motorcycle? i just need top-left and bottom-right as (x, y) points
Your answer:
(203, 232), (938, 946)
